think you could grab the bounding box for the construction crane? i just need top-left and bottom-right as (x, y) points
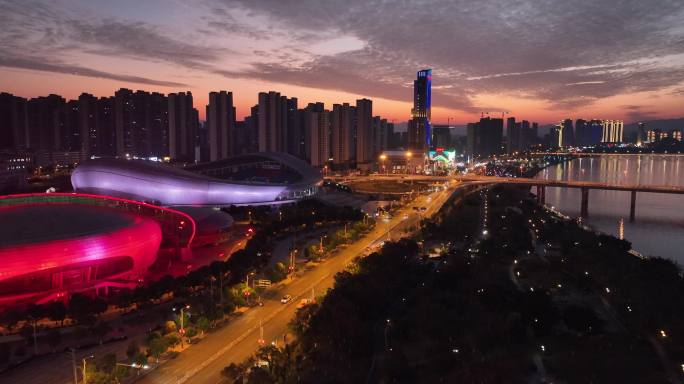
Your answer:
(480, 111), (509, 119)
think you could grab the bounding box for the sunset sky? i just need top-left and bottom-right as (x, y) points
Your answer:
(1, 0), (683, 125)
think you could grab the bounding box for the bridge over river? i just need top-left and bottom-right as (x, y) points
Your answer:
(326, 174), (684, 221)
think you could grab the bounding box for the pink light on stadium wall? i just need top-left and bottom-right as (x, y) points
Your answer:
(0, 192), (197, 246)
(0, 216), (161, 305)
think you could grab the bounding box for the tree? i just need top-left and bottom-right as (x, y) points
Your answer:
(0, 309), (23, 331)
(164, 320), (177, 333)
(91, 322), (112, 345)
(68, 294), (98, 325)
(164, 333), (181, 349)
(185, 327), (198, 338)
(306, 245), (323, 262)
(126, 340), (140, 361)
(97, 353), (117, 375)
(266, 263), (288, 283)
(148, 336), (169, 362)
(45, 301), (67, 326)
(43, 328), (62, 353)
(563, 305), (604, 335)
(195, 316), (210, 336)
(25, 304), (45, 322)
(19, 324), (34, 346)
(222, 363), (243, 381)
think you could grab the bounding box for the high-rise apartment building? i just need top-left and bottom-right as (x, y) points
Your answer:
(27, 94), (67, 150)
(331, 103), (354, 167)
(168, 91), (198, 161)
(574, 119), (587, 146)
(78, 93), (98, 155)
(114, 88), (135, 157)
(637, 122), (646, 146)
(286, 98), (302, 157)
(601, 120), (623, 143)
(372, 117), (391, 155)
(146, 92), (170, 158)
(206, 91), (235, 161)
(0, 93), (28, 150)
(408, 69), (432, 152)
(431, 125), (451, 149)
(303, 102), (330, 167)
(560, 119), (574, 147)
(258, 91), (293, 153)
(550, 125), (562, 148)
(506, 117), (517, 154)
(95, 96), (116, 157)
(355, 98), (373, 165)
(467, 117), (503, 158)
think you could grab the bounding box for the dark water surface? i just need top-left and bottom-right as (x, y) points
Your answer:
(536, 155), (684, 264)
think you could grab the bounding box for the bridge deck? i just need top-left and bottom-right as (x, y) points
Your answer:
(459, 176), (684, 194)
(325, 175), (684, 195)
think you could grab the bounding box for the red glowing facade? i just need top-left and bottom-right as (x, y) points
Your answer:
(0, 193), (198, 306)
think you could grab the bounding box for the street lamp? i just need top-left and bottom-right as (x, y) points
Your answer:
(82, 355), (95, 384)
(379, 154), (387, 175)
(406, 151), (413, 174)
(173, 305), (190, 347)
(319, 234), (327, 252)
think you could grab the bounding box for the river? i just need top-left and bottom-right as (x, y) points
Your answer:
(535, 155), (684, 264)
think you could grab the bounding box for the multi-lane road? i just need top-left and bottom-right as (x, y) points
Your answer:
(138, 184), (456, 384)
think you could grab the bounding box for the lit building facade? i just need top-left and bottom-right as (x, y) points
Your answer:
(0, 193), (197, 306)
(601, 120), (624, 143)
(408, 69), (432, 153)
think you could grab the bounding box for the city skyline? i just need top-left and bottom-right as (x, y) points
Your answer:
(2, 1), (684, 125)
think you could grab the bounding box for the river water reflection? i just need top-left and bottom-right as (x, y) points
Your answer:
(535, 155), (684, 264)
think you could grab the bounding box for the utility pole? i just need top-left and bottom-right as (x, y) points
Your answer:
(219, 273), (223, 303)
(82, 355), (94, 384)
(173, 305), (190, 348)
(32, 320), (38, 355)
(70, 349), (78, 384)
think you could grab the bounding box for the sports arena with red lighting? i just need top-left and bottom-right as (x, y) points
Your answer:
(0, 152), (317, 308)
(0, 193), (195, 307)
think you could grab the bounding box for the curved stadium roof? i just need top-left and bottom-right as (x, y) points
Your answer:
(72, 152), (322, 206)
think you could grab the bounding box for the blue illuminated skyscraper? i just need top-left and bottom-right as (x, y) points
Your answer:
(408, 69), (432, 152)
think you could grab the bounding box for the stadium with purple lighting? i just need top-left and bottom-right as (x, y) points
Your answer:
(71, 152), (322, 207)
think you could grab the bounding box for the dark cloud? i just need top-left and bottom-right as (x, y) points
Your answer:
(215, 48), (477, 112)
(0, 1), (206, 84)
(221, 0), (684, 113)
(2, 0), (684, 117)
(622, 105), (659, 122)
(0, 53), (189, 87)
(68, 20), (225, 69)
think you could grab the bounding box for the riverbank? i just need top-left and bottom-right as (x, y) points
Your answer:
(534, 154), (684, 263)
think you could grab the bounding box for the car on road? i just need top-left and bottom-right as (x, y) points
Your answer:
(297, 298), (314, 309)
(280, 294), (293, 304)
